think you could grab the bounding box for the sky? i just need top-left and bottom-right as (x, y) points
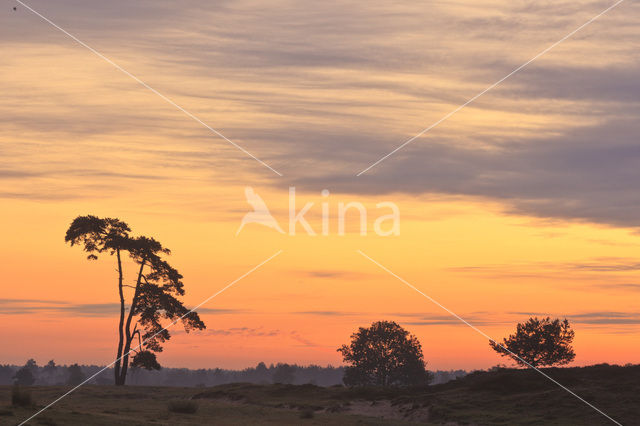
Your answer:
(1, 0), (639, 371)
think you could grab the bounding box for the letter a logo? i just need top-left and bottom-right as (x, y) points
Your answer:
(236, 187), (285, 235)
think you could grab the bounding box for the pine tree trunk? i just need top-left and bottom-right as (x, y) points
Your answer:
(114, 249), (126, 386)
(117, 260), (146, 386)
(119, 337), (132, 385)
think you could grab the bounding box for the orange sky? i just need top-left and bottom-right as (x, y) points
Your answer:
(1, 194), (638, 370)
(1, 0), (639, 370)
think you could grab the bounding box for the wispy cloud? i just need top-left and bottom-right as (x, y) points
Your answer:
(292, 310), (360, 318)
(400, 312), (496, 327)
(0, 299), (120, 317)
(567, 259), (640, 272)
(449, 257), (640, 284)
(300, 270), (354, 279)
(568, 311), (640, 325)
(508, 310), (640, 326)
(197, 308), (248, 315)
(593, 283), (640, 291)
(2, 0), (639, 230)
(296, 269), (375, 280)
(2, 299), (638, 335)
(0, 299), (244, 317)
(202, 327), (281, 337)
(186, 327), (322, 347)
(290, 331), (319, 347)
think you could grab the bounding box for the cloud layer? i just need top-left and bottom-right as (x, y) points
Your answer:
(1, 0), (639, 229)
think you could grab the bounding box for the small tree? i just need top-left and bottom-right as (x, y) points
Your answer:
(490, 317), (576, 367)
(66, 364), (85, 385)
(0, 365), (15, 385)
(13, 359), (37, 386)
(13, 367), (35, 386)
(24, 359), (38, 376)
(43, 360), (57, 374)
(42, 360), (58, 385)
(338, 320), (430, 387)
(272, 363), (296, 384)
(65, 215), (206, 385)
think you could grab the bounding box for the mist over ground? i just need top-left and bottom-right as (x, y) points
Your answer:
(1, 361), (467, 387)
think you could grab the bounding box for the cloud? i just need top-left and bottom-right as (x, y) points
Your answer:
(302, 271), (350, 279)
(567, 311), (640, 325)
(401, 311), (640, 330)
(291, 310), (496, 327)
(593, 283), (640, 291)
(0, 298), (241, 317)
(2, 298), (638, 334)
(505, 64), (640, 103)
(1, 0), (639, 232)
(0, 299), (120, 317)
(295, 269), (373, 280)
(291, 308), (640, 330)
(196, 308), (248, 315)
(289, 331), (319, 347)
(508, 310), (640, 325)
(297, 118), (640, 229)
(202, 327), (281, 337)
(400, 312), (495, 327)
(185, 327), (322, 347)
(449, 257), (640, 283)
(567, 259), (640, 272)
(0, 169), (42, 178)
(292, 310), (356, 317)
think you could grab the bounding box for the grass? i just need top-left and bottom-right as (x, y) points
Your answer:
(167, 399), (198, 414)
(0, 385), (402, 425)
(12, 385), (34, 407)
(35, 416), (58, 425)
(0, 364), (636, 425)
(299, 408), (315, 419)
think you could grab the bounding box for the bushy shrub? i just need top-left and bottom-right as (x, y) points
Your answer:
(167, 399), (198, 414)
(11, 385), (33, 407)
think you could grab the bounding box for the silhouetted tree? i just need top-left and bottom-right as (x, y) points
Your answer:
(13, 360), (36, 386)
(65, 215), (206, 385)
(338, 320), (431, 387)
(490, 317), (576, 367)
(131, 350), (161, 371)
(41, 360), (58, 385)
(43, 360), (57, 373)
(66, 364), (85, 385)
(24, 359), (37, 374)
(272, 363), (295, 384)
(0, 365), (15, 385)
(256, 362), (268, 375)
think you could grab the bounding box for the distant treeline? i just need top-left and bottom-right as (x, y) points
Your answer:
(0, 360), (467, 387)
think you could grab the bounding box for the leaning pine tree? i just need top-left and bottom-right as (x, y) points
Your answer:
(65, 215), (206, 385)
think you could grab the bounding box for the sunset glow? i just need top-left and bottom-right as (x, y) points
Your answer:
(1, 0), (639, 373)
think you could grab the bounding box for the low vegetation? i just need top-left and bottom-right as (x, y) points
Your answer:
(167, 399), (198, 414)
(11, 385), (33, 407)
(1, 364), (637, 425)
(299, 408), (315, 419)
